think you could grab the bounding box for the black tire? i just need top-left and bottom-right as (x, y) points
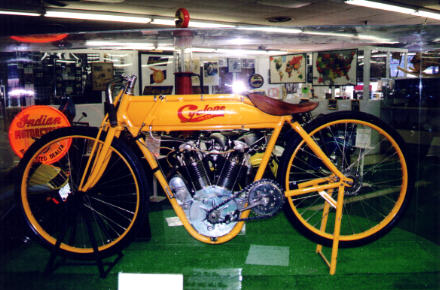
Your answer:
(16, 126), (148, 259)
(278, 111), (411, 247)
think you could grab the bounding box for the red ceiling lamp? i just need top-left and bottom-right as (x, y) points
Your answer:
(10, 33), (69, 43)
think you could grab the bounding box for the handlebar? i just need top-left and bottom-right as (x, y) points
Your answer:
(105, 75), (137, 127)
(125, 75), (137, 95)
(106, 75), (137, 104)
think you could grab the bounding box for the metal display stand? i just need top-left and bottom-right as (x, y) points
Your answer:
(44, 247), (124, 279)
(43, 204), (124, 278)
(315, 185), (345, 275)
(44, 219), (152, 278)
(298, 182), (345, 275)
(43, 199), (152, 278)
(42, 199), (126, 278)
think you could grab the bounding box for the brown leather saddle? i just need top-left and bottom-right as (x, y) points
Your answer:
(247, 93), (318, 116)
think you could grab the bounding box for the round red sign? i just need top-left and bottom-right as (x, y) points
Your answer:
(8, 105), (71, 163)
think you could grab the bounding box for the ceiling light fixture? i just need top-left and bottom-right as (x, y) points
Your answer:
(302, 30), (397, 43)
(0, 10), (40, 16)
(189, 21), (235, 28)
(45, 10), (151, 24)
(238, 26), (302, 34)
(151, 18), (176, 26)
(415, 10), (440, 20)
(86, 40), (155, 49)
(345, 0), (440, 20)
(151, 18), (235, 28)
(85, 40), (285, 55)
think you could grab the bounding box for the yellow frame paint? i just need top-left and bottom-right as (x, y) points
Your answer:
(285, 119), (408, 243)
(77, 92), (354, 246)
(283, 118), (408, 274)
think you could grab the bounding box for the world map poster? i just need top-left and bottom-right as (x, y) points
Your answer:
(269, 54), (306, 84)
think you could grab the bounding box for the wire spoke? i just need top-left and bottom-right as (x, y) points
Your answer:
(89, 196), (135, 216)
(83, 203), (127, 232)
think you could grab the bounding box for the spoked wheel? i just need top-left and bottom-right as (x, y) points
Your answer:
(16, 127), (148, 259)
(279, 111), (411, 247)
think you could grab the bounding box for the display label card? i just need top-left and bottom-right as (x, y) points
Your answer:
(355, 128), (372, 149)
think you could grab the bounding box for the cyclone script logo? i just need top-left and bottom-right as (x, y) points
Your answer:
(178, 104), (226, 123)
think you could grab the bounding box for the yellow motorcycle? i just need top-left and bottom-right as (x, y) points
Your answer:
(16, 75), (410, 274)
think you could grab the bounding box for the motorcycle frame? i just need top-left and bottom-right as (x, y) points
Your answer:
(77, 90), (353, 245)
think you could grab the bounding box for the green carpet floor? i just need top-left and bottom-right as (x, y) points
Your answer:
(1, 157), (439, 289)
(0, 204), (439, 290)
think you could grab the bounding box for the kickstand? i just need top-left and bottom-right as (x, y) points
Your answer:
(315, 185), (345, 275)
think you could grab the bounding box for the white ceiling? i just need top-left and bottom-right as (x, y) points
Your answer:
(2, 0), (440, 37)
(46, 0), (440, 25)
(1, 0), (440, 52)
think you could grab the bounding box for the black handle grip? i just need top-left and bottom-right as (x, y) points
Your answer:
(104, 101), (117, 127)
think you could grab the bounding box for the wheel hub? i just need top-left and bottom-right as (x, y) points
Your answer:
(343, 173), (362, 196)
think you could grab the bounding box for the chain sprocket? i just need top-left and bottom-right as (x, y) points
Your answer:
(206, 179), (284, 224)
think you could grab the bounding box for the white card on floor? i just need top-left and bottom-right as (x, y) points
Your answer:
(245, 244), (290, 266)
(118, 273), (183, 290)
(166, 216), (183, 227)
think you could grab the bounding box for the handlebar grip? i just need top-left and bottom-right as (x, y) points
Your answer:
(104, 101), (118, 127)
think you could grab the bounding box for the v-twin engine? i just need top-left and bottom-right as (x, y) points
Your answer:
(168, 131), (284, 238)
(169, 135), (250, 237)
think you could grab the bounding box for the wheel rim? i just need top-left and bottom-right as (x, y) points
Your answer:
(285, 119), (408, 242)
(21, 135), (141, 254)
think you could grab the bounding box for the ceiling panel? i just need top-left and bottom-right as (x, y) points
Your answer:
(1, 0), (440, 36)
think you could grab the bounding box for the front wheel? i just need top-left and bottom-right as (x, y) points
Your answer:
(16, 127), (148, 259)
(278, 111), (411, 247)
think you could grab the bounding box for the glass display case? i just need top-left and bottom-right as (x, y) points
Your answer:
(0, 24), (439, 288)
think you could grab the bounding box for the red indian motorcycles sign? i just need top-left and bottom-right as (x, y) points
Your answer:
(8, 106), (71, 164)
(178, 104), (226, 123)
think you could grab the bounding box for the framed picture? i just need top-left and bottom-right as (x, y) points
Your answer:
(218, 58), (227, 67)
(312, 49), (357, 86)
(203, 61), (220, 86)
(242, 59), (255, 69)
(269, 54), (306, 84)
(138, 52), (174, 94)
(91, 62), (113, 91)
(328, 99), (338, 110)
(228, 58), (242, 73)
(284, 83), (298, 94)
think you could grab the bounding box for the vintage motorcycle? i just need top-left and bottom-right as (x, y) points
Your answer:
(16, 75), (410, 273)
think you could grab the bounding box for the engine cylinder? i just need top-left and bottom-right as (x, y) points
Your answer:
(187, 156), (211, 190)
(217, 154), (241, 190)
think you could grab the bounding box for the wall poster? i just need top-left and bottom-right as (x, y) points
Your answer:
(312, 49), (357, 86)
(190, 60), (219, 87)
(269, 54), (306, 84)
(91, 62), (113, 91)
(203, 61), (219, 86)
(228, 58), (242, 73)
(139, 52), (174, 95)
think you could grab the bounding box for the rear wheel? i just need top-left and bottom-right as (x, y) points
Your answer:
(16, 127), (148, 259)
(279, 111), (411, 247)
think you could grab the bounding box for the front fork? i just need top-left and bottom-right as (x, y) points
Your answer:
(78, 120), (118, 192)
